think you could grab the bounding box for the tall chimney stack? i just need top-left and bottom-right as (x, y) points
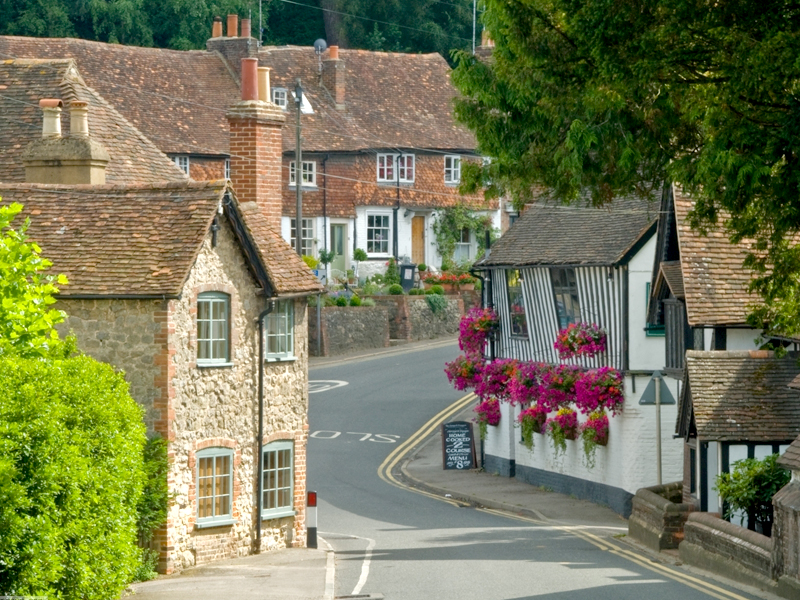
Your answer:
(241, 18), (251, 39)
(227, 14), (238, 37)
(212, 16), (223, 38)
(258, 67), (271, 103)
(39, 99), (63, 138)
(226, 59), (286, 230)
(69, 101), (89, 137)
(321, 46), (345, 110)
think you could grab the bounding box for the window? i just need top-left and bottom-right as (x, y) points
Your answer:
(645, 282), (665, 337)
(550, 268), (581, 329)
(291, 90), (314, 114)
(174, 155), (189, 175)
(289, 161), (317, 187)
(454, 228), (471, 263)
(272, 87), (288, 109)
(224, 158), (230, 180)
(290, 218), (314, 256)
(366, 213), (391, 254)
(444, 155), (461, 184)
(197, 292), (230, 365)
(506, 269), (528, 337)
(377, 153), (414, 183)
(265, 300), (294, 360)
(196, 448), (234, 527)
(262, 441), (294, 518)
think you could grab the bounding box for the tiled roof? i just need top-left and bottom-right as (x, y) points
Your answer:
(778, 434), (800, 471)
(478, 194), (658, 267)
(0, 59), (185, 184)
(674, 188), (760, 326)
(684, 350), (800, 442)
(660, 261), (685, 299)
(0, 36), (239, 156)
(261, 46), (477, 153)
(0, 180), (321, 297)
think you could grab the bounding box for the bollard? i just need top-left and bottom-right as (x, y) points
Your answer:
(307, 490), (318, 548)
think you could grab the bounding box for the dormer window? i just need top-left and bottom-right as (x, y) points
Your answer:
(173, 155), (190, 175)
(377, 153), (414, 183)
(444, 155), (461, 184)
(272, 88), (288, 110)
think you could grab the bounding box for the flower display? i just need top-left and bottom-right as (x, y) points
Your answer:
(474, 398), (501, 440)
(581, 411), (609, 468)
(554, 322), (607, 359)
(507, 361), (548, 406)
(547, 407), (579, 456)
(475, 358), (518, 401)
(424, 273), (476, 286)
(444, 355), (482, 390)
(518, 403), (548, 450)
(574, 367), (625, 415)
(458, 307), (499, 356)
(539, 364), (581, 411)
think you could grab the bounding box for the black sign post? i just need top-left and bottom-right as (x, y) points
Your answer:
(441, 421), (477, 470)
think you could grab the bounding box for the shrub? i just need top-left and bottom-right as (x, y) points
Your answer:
(0, 355), (146, 598)
(715, 454), (789, 535)
(349, 295), (362, 306)
(362, 280), (380, 296)
(388, 283), (404, 295)
(424, 288), (435, 295)
(361, 298), (376, 307)
(133, 436), (169, 581)
(301, 255), (319, 269)
(335, 295), (348, 306)
(385, 257), (401, 285)
(417, 262), (427, 272)
(323, 294), (337, 307)
(408, 288), (421, 295)
(425, 293), (448, 313)
(353, 248), (368, 262)
(430, 284), (444, 295)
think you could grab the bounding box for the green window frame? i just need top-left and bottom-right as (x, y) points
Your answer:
(196, 447), (235, 528)
(265, 300), (295, 360)
(197, 292), (230, 365)
(262, 440), (295, 519)
(645, 282), (665, 337)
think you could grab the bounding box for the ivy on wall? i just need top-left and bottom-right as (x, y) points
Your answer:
(432, 206), (497, 270)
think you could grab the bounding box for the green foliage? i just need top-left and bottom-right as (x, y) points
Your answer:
(715, 454), (789, 531)
(0, 202), (71, 359)
(361, 297), (376, 307)
(302, 255), (319, 270)
(349, 294), (361, 306)
(318, 249), (335, 266)
(361, 279), (380, 297)
(430, 284), (445, 296)
(387, 283), (404, 295)
(452, 0), (800, 334)
(0, 355), (146, 597)
(384, 257), (400, 285)
(432, 206), (497, 267)
(408, 288), (423, 295)
(425, 293), (448, 314)
(417, 262), (427, 272)
(335, 295), (348, 306)
(353, 248), (368, 262)
(137, 436), (169, 545)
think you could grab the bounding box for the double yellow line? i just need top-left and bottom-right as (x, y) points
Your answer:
(377, 391), (476, 506)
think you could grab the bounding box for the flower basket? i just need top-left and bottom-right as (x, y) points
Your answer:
(581, 411), (609, 469)
(474, 398), (501, 440)
(575, 367), (624, 415)
(508, 361), (548, 406)
(475, 358), (518, 402)
(554, 323), (607, 359)
(444, 355), (482, 391)
(458, 307), (499, 356)
(539, 364), (581, 411)
(547, 407), (578, 456)
(517, 403), (548, 450)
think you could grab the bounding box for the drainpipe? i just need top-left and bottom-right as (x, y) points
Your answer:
(255, 299), (276, 553)
(322, 154), (329, 257)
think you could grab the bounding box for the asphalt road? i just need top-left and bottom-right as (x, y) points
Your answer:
(308, 342), (767, 600)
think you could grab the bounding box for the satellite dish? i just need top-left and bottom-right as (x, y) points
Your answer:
(313, 39), (328, 54)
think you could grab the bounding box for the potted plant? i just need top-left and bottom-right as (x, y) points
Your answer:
(353, 248), (367, 279)
(547, 407), (578, 457)
(508, 361), (548, 406)
(473, 398), (501, 440)
(475, 358), (517, 402)
(318, 249), (335, 280)
(575, 366), (625, 415)
(458, 307), (499, 356)
(539, 364), (581, 411)
(554, 322), (607, 359)
(518, 403), (548, 450)
(444, 354), (482, 391)
(580, 411), (609, 468)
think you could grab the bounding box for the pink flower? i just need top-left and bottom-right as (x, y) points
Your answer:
(474, 398), (501, 427)
(575, 367), (624, 415)
(475, 358), (518, 401)
(444, 355), (482, 390)
(458, 308), (499, 357)
(554, 323), (607, 359)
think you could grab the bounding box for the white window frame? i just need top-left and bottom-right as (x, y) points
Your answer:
(454, 227), (471, 262)
(265, 300), (295, 361)
(290, 218), (315, 257)
(197, 292), (230, 366)
(289, 161), (317, 187)
(377, 153), (414, 183)
(272, 87), (288, 109)
(196, 447), (235, 528)
(261, 440), (295, 519)
(444, 155), (461, 184)
(224, 158), (231, 180)
(366, 212), (392, 255)
(174, 155), (190, 175)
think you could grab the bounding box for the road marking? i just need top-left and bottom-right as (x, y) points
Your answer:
(310, 431), (400, 443)
(310, 338), (457, 369)
(309, 380), (349, 394)
(311, 430), (342, 439)
(318, 535), (336, 600)
(319, 532), (375, 597)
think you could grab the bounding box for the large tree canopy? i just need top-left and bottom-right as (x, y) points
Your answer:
(452, 0), (800, 335)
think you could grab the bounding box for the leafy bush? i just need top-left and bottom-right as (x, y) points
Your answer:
(430, 284), (445, 295)
(408, 288), (423, 295)
(301, 255), (319, 269)
(361, 298), (376, 307)
(353, 248), (368, 262)
(426, 293), (448, 313)
(417, 262), (427, 271)
(349, 295), (362, 306)
(132, 436), (169, 581)
(388, 283), (404, 295)
(0, 355), (146, 598)
(385, 257), (401, 285)
(335, 295), (348, 306)
(362, 280), (380, 296)
(318, 249), (335, 266)
(716, 454), (789, 535)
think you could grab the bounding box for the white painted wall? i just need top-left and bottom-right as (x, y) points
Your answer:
(628, 235), (666, 371)
(726, 328), (762, 351)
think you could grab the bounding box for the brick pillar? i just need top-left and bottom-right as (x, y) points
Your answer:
(226, 101), (286, 230)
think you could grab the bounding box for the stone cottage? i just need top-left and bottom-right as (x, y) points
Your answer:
(0, 58), (323, 573)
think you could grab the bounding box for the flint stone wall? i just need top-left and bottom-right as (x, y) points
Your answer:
(372, 295), (463, 341)
(308, 305), (389, 357)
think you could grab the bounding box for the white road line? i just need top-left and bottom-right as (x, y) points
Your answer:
(318, 535), (336, 600)
(351, 536), (376, 596)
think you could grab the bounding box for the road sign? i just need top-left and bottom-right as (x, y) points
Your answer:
(442, 421), (477, 470)
(639, 370), (676, 405)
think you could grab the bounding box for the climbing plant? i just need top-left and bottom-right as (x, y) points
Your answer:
(432, 206), (496, 268)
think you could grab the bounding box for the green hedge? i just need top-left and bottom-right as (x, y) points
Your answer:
(0, 355), (146, 598)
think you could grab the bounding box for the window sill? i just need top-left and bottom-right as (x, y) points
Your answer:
(445, 182), (461, 187)
(261, 509), (296, 521)
(198, 361), (235, 369)
(376, 181), (414, 186)
(264, 356), (297, 364)
(288, 185), (318, 191)
(510, 334), (529, 341)
(196, 517), (236, 529)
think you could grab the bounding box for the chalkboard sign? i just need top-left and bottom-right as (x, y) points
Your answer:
(441, 421), (477, 470)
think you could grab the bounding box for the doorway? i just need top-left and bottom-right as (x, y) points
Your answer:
(330, 223), (347, 274)
(411, 216), (425, 264)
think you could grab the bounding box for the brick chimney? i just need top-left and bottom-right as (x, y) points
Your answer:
(207, 15), (256, 75)
(226, 58), (285, 230)
(321, 46), (345, 110)
(22, 99), (110, 184)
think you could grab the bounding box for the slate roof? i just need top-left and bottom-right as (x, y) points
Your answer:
(778, 434), (800, 471)
(477, 194), (658, 268)
(0, 59), (185, 184)
(261, 46), (477, 153)
(674, 188), (760, 326)
(682, 350), (800, 442)
(0, 36), (239, 156)
(0, 180), (322, 297)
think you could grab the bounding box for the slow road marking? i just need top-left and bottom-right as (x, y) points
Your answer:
(310, 431), (400, 443)
(309, 380), (349, 394)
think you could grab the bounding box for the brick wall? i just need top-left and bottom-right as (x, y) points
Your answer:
(628, 481), (694, 552)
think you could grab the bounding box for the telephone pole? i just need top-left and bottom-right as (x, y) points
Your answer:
(294, 78), (303, 256)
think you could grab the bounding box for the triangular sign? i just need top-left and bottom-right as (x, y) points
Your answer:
(639, 370), (676, 405)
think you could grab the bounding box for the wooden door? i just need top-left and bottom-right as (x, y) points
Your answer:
(411, 216), (425, 264)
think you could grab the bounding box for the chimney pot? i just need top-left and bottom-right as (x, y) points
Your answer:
(241, 18), (251, 39)
(227, 14), (238, 37)
(241, 58), (259, 101)
(69, 101), (90, 137)
(212, 16), (223, 38)
(329, 45), (339, 60)
(39, 99), (63, 138)
(258, 67), (271, 103)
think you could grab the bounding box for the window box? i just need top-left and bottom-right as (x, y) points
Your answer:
(196, 447), (235, 528)
(261, 441), (295, 519)
(197, 292), (230, 366)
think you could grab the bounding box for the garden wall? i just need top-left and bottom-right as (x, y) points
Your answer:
(372, 295), (464, 342)
(628, 482), (694, 552)
(308, 306), (389, 357)
(772, 479), (800, 598)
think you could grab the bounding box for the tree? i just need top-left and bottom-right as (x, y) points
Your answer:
(452, 1), (800, 334)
